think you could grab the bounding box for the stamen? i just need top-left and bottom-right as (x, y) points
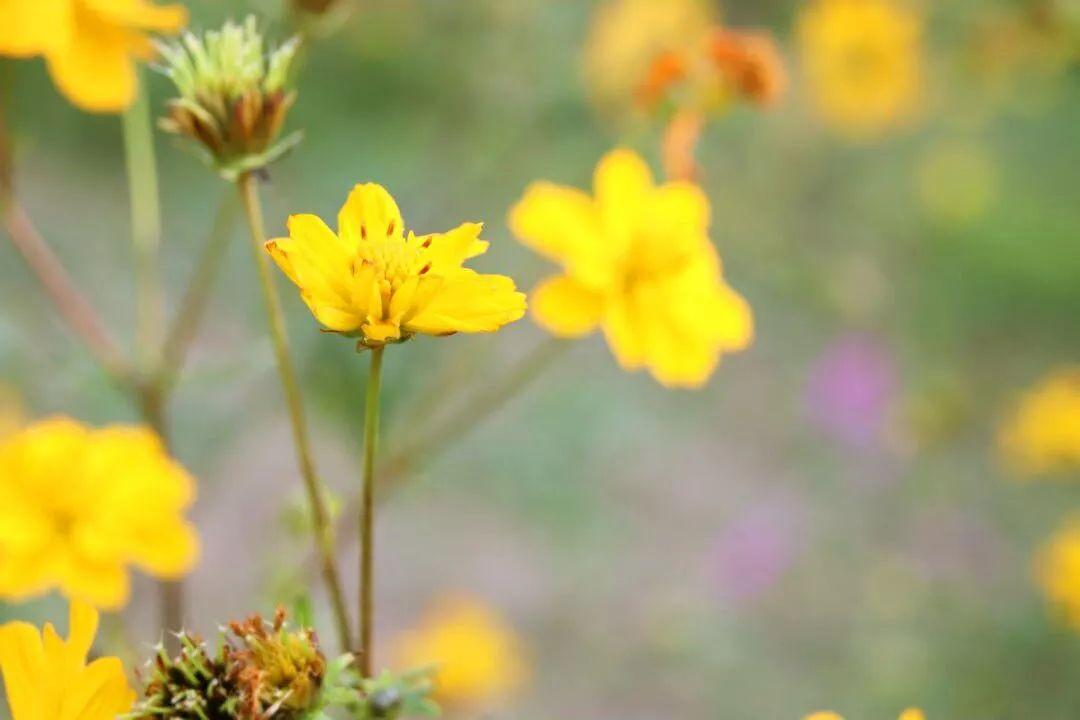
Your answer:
(421, 236), (433, 249)
(419, 262), (432, 275)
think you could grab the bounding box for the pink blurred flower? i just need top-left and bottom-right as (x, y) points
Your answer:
(806, 333), (897, 450)
(710, 494), (803, 603)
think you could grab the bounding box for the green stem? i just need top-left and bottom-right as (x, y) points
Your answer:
(122, 70), (164, 374)
(121, 70), (180, 640)
(236, 171), (354, 654)
(360, 344), (384, 678)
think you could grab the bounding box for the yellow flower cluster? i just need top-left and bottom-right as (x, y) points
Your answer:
(0, 599), (134, 720)
(267, 183), (527, 348)
(798, 0), (922, 138)
(999, 367), (1080, 477)
(0, 0), (187, 112)
(510, 149), (753, 388)
(1036, 518), (1080, 629)
(0, 417), (199, 609)
(391, 593), (527, 708)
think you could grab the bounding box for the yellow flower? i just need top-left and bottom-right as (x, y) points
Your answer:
(391, 593), (527, 708)
(266, 184), (527, 348)
(509, 148), (753, 388)
(0, 599), (135, 720)
(0, 0), (187, 113)
(1037, 518), (1080, 629)
(583, 0), (713, 113)
(0, 417), (199, 609)
(798, 0), (921, 138)
(804, 710), (925, 720)
(998, 367), (1080, 477)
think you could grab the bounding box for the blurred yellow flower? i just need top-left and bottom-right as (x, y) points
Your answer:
(266, 183), (526, 348)
(583, 0), (713, 113)
(805, 710), (925, 720)
(0, 0), (187, 112)
(509, 148), (753, 388)
(798, 0), (921, 138)
(0, 599), (135, 720)
(998, 367), (1080, 476)
(391, 593), (527, 708)
(1037, 518), (1080, 629)
(0, 417), (199, 609)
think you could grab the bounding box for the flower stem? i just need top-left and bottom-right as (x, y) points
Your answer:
(122, 70), (182, 640)
(122, 70), (165, 374)
(236, 171), (353, 654)
(359, 344), (384, 678)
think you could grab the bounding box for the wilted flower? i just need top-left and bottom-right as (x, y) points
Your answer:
(156, 16), (301, 180)
(134, 607), (339, 719)
(391, 593), (527, 709)
(0, 599), (135, 720)
(510, 148), (753, 388)
(0, 0), (187, 112)
(0, 417), (199, 609)
(1037, 518), (1080, 630)
(266, 183), (526, 349)
(583, 0), (712, 113)
(998, 367), (1080, 476)
(798, 0), (921, 138)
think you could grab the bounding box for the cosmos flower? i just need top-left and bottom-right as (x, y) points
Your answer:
(806, 333), (897, 450)
(391, 593), (527, 708)
(0, 417), (199, 609)
(0, 599), (135, 720)
(998, 367), (1080, 477)
(1037, 517), (1080, 630)
(510, 148), (753, 388)
(0, 0), (187, 112)
(798, 0), (921, 138)
(266, 183), (526, 348)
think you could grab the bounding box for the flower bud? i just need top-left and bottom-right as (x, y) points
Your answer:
(156, 16), (302, 180)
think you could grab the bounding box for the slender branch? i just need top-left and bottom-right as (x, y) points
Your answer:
(236, 171), (353, 654)
(0, 66), (131, 382)
(157, 192), (238, 391)
(359, 345), (384, 678)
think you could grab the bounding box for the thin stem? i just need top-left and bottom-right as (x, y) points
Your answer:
(122, 70), (165, 373)
(359, 345), (384, 678)
(158, 191), (238, 391)
(236, 171), (353, 653)
(0, 67), (130, 382)
(121, 71), (180, 640)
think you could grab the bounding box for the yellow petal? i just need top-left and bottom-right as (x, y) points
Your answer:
(265, 239), (300, 285)
(0, 621), (47, 720)
(601, 290), (647, 372)
(594, 148), (653, 245)
(66, 600), (98, 665)
(419, 223), (489, 274)
(636, 180), (712, 266)
(530, 275), (604, 338)
(130, 519), (199, 578)
(339, 183), (405, 248)
(361, 320), (402, 344)
(804, 714), (845, 720)
(0, 0), (72, 57)
(301, 293), (364, 333)
(83, 0), (187, 32)
(65, 657), (135, 720)
(406, 272), (526, 336)
(898, 710), (926, 720)
(57, 554), (130, 610)
(45, 4), (137, 113)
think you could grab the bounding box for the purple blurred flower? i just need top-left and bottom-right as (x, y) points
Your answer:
(806, 333), (897, 451)
(709, 494), (802, 603)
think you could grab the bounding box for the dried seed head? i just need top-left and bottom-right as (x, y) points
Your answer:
(156, 16), (302, 180)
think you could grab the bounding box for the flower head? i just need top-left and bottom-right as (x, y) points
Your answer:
(0, 0), (187, 112)
(998, 367), (1080, 477)
(509, 148), (753, 388)
(134, 607), (341, 719)
(157, 16), (301, 180)
(266, 183), (527, 349)
(798, 0), (921, 138)
(1037, 517), (1080, 630)
(0, 417), (199, 609)
(0, 599), (135, 720)
(391, 593), (527, 709)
